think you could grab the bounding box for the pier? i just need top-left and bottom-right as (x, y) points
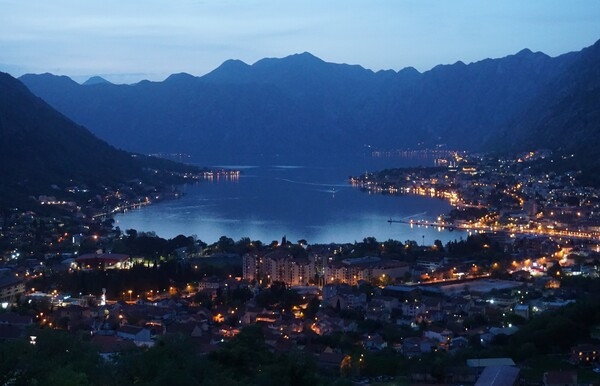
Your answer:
(387, 218), (454, 230)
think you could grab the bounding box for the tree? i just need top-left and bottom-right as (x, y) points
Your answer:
(260, 349), (319, 386)
(125, 228), (137, 240)
(227, 287), (253, 307)
(382, 239), (405, 258)
(304, 297), (321, 319)
(547, 262), (563, 279)
(234, 237), (253, 255)
(193, 291), (213, 309)
(0, 339), (29, 385)
(8, 329), (106, 386)
(45, 365), (90, 386)
(169, 234), (195, 251)
(215, 236), (235, 253)
(115, 333), (202, 385)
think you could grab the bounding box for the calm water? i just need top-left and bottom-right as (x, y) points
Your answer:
(115, 154), (467, 245)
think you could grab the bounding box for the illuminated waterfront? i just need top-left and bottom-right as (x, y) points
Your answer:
(351, 150), (600, 243)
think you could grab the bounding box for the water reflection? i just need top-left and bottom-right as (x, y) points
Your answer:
(115, 158), (467, 245)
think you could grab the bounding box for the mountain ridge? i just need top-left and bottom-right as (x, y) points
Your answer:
(0, 71), (200, 208)
(17, 41), (598, 163)
(487, 38), (600, 184)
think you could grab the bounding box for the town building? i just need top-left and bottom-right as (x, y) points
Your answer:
(243, 249), (315, 286)
(0, 275), (25, 303)
(324, 256), (409, 285)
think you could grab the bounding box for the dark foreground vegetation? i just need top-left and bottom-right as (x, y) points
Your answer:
(1, 325), (325, 386)
(4, 292), (600, 386)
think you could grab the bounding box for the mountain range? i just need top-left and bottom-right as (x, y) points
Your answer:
(15, 39), (600, 167)
(0, 72), (200, 208)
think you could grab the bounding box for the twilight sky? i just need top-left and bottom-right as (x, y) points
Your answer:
(1, 0), (599, 84)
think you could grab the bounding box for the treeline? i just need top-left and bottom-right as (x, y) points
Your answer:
(31, 257), (242, 300)
(346, 233), (504, 262)
(106, 231), (264, 259)
(35, 233), (504, 298)
(0, 326), (336, 386)
(110, 230), (200, 259)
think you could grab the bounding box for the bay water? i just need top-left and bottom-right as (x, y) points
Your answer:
(114, 153), (467, 245)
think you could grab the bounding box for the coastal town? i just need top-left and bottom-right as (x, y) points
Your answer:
(352, 149), (600, 241)
(2, 150), (600, 385)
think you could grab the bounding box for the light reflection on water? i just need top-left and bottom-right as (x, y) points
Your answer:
(115, 155), (468, 245)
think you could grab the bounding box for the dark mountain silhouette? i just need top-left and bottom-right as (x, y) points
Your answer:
(82, 76), (112, 86)
(0, 72), (200, 208)
(491, 40), (600, 152)
(18, 42), (597, 165)
(485, 39), (600, 185)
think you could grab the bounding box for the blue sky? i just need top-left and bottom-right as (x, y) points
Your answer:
(1, 0), (599, 84)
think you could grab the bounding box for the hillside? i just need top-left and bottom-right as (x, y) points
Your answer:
(18, 45), (585, 163)
(0, 72), (200, 208)
(488, 39), (600, 185)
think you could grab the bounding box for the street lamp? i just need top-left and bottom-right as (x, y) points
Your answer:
(128, 290), (132, 302)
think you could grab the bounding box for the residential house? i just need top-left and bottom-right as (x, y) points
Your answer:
(448, 297), (475, 315)
(371, 295), (399, 311)
(424, 325), (453, 350)
(451, 336), (469, 350)
(310, 314), (357, 336)
(197, 277), (222, 298)
(322, 283), (352, 301)
(242, 305), (268, 324)
(480, 326), (519, 346)
(401, 337), (434, 357)
(116, 325), (152, 346)
(326, 292), (367, 311)
(365, 298), (392, 322)
(401, 300), (425, 320)
(362, 333), (387, 351)
(513, 304), (530, 319)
